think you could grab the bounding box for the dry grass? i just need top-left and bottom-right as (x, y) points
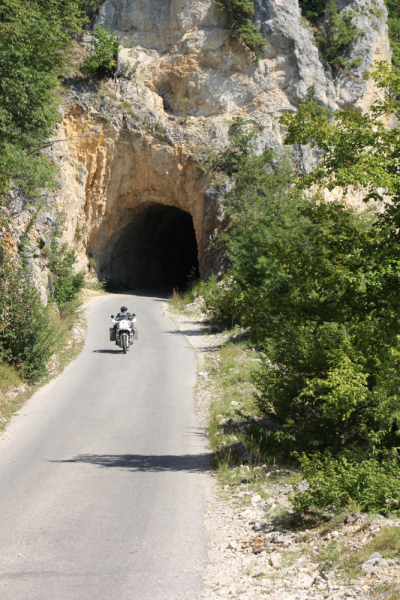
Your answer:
(361, 525), (400, 558)
(372, 582), (400, 600)
(199, 334), (302, 499)
(316, 526), (400, 581)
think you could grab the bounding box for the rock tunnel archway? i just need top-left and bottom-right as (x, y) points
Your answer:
(96, 202), (200, 289)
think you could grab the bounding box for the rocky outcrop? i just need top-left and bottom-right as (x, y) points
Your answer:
(98, 0), (390, 115)
(4, 0), (392, 289)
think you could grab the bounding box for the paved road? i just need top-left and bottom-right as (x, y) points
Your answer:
(0, 292), (209, 600)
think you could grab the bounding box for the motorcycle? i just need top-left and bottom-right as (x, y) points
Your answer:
(110, 313), (138, 354)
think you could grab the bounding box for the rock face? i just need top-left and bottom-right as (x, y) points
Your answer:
(6, 0), (391, 289)
(98, 0), (390, 115)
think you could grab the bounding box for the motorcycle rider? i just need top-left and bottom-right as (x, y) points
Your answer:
(113, 306), (135, 344)
(116, 305), (131, 320)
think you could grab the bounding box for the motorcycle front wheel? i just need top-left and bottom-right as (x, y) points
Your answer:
(122, 334), (127, 354)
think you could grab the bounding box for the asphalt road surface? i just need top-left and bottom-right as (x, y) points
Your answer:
(0, 291), (209, 600)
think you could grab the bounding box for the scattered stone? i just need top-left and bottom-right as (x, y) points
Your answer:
(346, 513), (365, 524)
(331, 531), (339, 538)
(269, 552), (282, 568)
(250, 534), (265, 553)
(295, 572), (314, 588)
(251, 570), (267, 578)
(227, 540), (238, 550)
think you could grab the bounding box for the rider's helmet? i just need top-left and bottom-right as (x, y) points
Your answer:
(120, 306), (128, 312)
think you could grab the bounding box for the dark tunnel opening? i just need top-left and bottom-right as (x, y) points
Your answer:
(102, 203), (200, 289)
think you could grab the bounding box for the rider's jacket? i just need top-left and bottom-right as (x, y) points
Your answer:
(115, 312), (133, 320)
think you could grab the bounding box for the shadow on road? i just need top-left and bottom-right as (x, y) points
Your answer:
(162, 328), (207, 337)
(93, 349), (123, 354)
(51, 452), (212, 473)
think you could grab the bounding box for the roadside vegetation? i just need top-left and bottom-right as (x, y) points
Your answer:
(0, 235), (86, 430)
(174, 62), (400, 529)
(0, 1), (117, 430)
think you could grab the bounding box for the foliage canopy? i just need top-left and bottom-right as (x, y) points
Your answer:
(0, 0), (86, 200)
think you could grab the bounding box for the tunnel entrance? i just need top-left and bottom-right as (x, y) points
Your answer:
(102, 203), (199, 289)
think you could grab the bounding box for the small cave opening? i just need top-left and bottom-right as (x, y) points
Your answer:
(158, 83), (175, 114)
(101, 203), (200, 290)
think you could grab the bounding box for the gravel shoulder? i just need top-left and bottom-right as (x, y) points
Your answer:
(164, 301), (400, 600)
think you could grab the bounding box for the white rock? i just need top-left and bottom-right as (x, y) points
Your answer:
(331, 531), (340, 538)
(251, 494), (262, 505)
(269, 552), (282, 569)
(227, 540), (238, 550)
(295, 572), (314, 588)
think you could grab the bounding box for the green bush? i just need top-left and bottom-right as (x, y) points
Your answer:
(79, 0), (104, 19)
(386, 0), (400, 67)
(215, 0), (266, 53)
(299, 0), (320, 21)
(320, 0), (364, 68)
(292, 451), (400, 519)
(81, 25), (121, 78)
(0, 261), (54, 380)
(299, 0), (364, 71)
(49, 242), (85, 311)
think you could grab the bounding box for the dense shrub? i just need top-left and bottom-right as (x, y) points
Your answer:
(81, 25), (121, 78)
(292, 452), (400, 519)
(215, 0), (266, 53)
(0, 261), (54, 380)
(49, 242), (85, 311)
(0, 237), (84, 380)
(299, 0), (364, 71)
(200, 65), (400, 518)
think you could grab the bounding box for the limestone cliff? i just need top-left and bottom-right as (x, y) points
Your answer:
(5, 0), (393, 291)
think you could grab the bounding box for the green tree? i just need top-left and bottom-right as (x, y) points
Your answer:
(0, 261), (54, 380)
(259, 61), (400, 516)
(49, 242), (85, 311)
(0, 0), (86, 199)
(201, 66), (400, 516)
(279, 62), (400, 206)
